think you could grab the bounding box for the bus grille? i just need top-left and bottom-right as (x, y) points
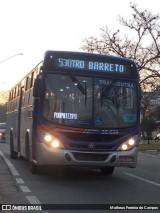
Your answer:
(61, 132), (121, 151)
(68, 143), (114, 151)
(72, 153), (108, 161)
(62, 132), (120, 142)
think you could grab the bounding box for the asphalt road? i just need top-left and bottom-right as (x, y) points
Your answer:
(0, 142), (160, 213)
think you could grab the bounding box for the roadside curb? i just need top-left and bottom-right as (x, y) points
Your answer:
(0, 150), (29, 204)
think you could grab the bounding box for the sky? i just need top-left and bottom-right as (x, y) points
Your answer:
(0, 0), (160, 91)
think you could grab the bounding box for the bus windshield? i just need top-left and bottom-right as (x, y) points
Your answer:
(42, 74), (137, 129)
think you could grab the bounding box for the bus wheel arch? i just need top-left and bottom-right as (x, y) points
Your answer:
(30, 162), (39, 174)
(25, 132), (38, 174)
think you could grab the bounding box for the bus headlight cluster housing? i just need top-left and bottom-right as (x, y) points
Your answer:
(117, 136), (138, 151)
(39, 131), (64, 149)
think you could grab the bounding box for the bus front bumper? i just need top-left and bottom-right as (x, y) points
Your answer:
(35, 142), (138, 168)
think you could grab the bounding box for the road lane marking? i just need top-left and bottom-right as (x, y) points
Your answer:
(26, 196), (41, 204)
(20, 185), (31, 193)
(0, 150), (20, 176)
(16, 177), (24, 184)
(0, 149), (42, 205)
(124, 172), (160, 187)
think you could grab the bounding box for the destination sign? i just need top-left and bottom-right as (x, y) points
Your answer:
(54, 57), (129, 74)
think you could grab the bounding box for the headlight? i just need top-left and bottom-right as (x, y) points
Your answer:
(39, 131), (64, 149)
(44, 134), (52, 142)
(51, 140), (59, 148)
(128, 138), (135, 146)
(117, 136), (138, 151)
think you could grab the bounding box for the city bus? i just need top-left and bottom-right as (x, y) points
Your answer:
(6, 50), (140, 174)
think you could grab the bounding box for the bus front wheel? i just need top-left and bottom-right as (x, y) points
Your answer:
(101, 167), (114, 174)
(30, 162), (39, 174)
(10, 132), (17, 159)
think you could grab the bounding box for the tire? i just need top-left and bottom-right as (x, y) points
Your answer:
(25, 134), (38, 174)
(10, 132), (17, 159)
(101, 166), (115, 174)
(30, 162), (39, 174)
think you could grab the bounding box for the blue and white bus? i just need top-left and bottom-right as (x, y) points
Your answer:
(6, 50), (140, 174)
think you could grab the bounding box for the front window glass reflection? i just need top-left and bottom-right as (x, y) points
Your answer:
(94, 79), (137, 128)
(43, 74), (92, 127)
(42, 74), (137, 128)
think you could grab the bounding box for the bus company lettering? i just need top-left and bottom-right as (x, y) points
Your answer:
(58, 58), (125, 73)
(99, 80), (134, 88)
(83, 129), (119, 135)
(116, 81), (134, 88)
(54, 112), (77, 119)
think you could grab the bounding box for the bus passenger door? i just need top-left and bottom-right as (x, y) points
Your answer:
(17, 86), (24, 157)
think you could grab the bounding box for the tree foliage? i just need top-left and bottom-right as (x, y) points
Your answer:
(82, 2), (160, 89)
(82, 2), (160, 130)
(0, 91), (8, 105)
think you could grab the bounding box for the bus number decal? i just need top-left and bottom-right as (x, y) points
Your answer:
(58, 58), (84, 69)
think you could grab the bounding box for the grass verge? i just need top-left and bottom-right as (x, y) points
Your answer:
(139, 143), (160, 151)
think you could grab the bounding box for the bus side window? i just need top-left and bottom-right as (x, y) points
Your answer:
(21, 87), (25, 107)
(30, 72), (34, 88)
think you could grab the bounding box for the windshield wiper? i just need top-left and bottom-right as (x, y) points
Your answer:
(68, 73), (87, 106)
(100, 80), (116, 107)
